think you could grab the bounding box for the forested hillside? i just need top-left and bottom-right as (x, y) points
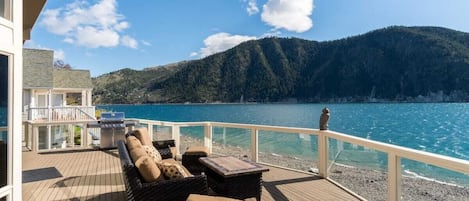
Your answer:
(93, 26), (469, 104)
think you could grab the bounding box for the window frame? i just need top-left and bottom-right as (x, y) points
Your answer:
(0, 0), (11, 21)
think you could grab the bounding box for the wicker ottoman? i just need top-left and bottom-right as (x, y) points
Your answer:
(182, 146), (209, 175)
(186, 194), (241, 201)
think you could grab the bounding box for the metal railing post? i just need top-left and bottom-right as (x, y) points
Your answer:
(317, 131), (328, 178)
(251, 128), (259, 162)
(388, 153), (401, 201)
(204, 123), (213, 154)
(172, 125), (181, 155)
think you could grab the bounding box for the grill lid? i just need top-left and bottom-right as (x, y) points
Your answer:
(100, 112), (125, 121)
(100, 112), (125, 128)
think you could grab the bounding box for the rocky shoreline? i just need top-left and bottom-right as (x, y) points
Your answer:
(179, 135), (469, 201)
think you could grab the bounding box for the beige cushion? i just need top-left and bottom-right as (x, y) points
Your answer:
(184, 146), (209, 155)
(142, 145), (162, 163)
(157, 161), (192, 179)
(133, 128), (152, 146)
(186, 194), (241, 201)
(135, 155), (162, 182)
(126, 136), (147, 163)
(170, 147), (177, 158)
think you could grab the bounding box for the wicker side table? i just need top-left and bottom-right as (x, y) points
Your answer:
(182, 146), (209, 175)
(199, 156), (269, 201)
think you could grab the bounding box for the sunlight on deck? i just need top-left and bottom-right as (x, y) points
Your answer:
(22, 149), (361, 201)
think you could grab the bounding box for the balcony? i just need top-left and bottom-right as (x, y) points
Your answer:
(22, 119), (469, 201)
(26, 106), (96, 123)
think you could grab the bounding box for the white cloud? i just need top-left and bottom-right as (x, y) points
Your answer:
(261, 0), (314, 33)
(23, 40), (66, 61)
(189, 52), (198, 57)
(121, 35), (138, 49)
(141, 40), (152, 46)
(54, 49), (66, 61)
(75, 26), (120, 48)
(40, 0), (138, 49)
(261, 29), (282, 38)
(246, 0), (259, 15)
(197, 33), (257, 58)
(114, 21), (129, 31)
(63, 37), (74, 44)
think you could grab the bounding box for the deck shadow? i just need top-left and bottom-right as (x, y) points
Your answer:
(51, 191), (126, 201)
(23, 167), (63, 183)
(52, 173), (124, 187)
(262, 175), (322, 201)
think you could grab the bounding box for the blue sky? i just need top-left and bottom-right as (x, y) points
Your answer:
(25, 0), (469, 77)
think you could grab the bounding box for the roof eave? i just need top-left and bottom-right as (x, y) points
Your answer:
(23, 0), (47, 42)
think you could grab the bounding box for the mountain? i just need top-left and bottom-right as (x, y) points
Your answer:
(92, 26), (469, 104)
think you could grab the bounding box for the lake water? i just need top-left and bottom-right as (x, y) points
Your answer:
(98, 103), (469, 185)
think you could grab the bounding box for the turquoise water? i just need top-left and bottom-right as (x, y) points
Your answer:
(98, 103), (469, 185)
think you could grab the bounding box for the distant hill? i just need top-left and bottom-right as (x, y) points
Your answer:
(92, 26), (469, 104)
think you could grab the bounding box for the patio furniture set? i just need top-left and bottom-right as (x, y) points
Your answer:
(117, 128), (269, 201)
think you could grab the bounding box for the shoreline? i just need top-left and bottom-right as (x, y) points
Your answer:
(179, 135), (469, 201)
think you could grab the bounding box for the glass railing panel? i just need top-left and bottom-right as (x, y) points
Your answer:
(134, 123), (148, 130)
(180, 126), (204, 152)
(212, 127), (252, 159)
(71, 125), (82, 147)
(258, 131), (318, 172)
(153, 125), (172, 140)
(38, 126), (48, 150)
(0, 130), (6, 142)
(88, 127), (100, 147)
(50, 125), (74, 149)
(400, 158), (469, 201)
(327, 138), (388, 201)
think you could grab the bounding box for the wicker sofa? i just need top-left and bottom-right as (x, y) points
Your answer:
(117, 140), (209, 201)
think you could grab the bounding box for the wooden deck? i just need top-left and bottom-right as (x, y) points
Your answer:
(22, 149), (361, 201)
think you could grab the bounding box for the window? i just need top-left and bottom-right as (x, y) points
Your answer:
(0, 0), (4, 18)
(0, 0), (10, 20)
(52, 94), (63, 107)
(66, 93), (82, 106)
(0, 54), (9, 190)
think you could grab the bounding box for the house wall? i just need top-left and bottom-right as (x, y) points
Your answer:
(0, 0), (24, 200)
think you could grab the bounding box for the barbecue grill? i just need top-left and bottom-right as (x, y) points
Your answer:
(98, 112), (126, 148)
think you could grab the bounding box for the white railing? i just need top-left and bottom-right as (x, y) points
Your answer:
(131, 118), (469, 201)
(28, 106), (96, 122)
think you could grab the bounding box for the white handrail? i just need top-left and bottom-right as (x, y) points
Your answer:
(130, 118), (469, 201)
(28, 106), (96, 122)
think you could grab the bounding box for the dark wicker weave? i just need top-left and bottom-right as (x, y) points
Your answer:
(152, 140), (175, 159)
(182, 153), (207, 175)
(205, 168), (263, 201)
(117, 141), (209, 201)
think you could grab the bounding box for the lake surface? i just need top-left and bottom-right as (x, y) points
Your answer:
(98, 103), (469, 185)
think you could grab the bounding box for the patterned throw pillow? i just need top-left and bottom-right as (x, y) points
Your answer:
(142, 145), (162, 163)
(157, 162), (190, 179)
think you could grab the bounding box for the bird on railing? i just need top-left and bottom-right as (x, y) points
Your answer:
(319, 107), (330, 130)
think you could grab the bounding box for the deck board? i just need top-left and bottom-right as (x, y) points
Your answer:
(23, 149), (361, 201)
